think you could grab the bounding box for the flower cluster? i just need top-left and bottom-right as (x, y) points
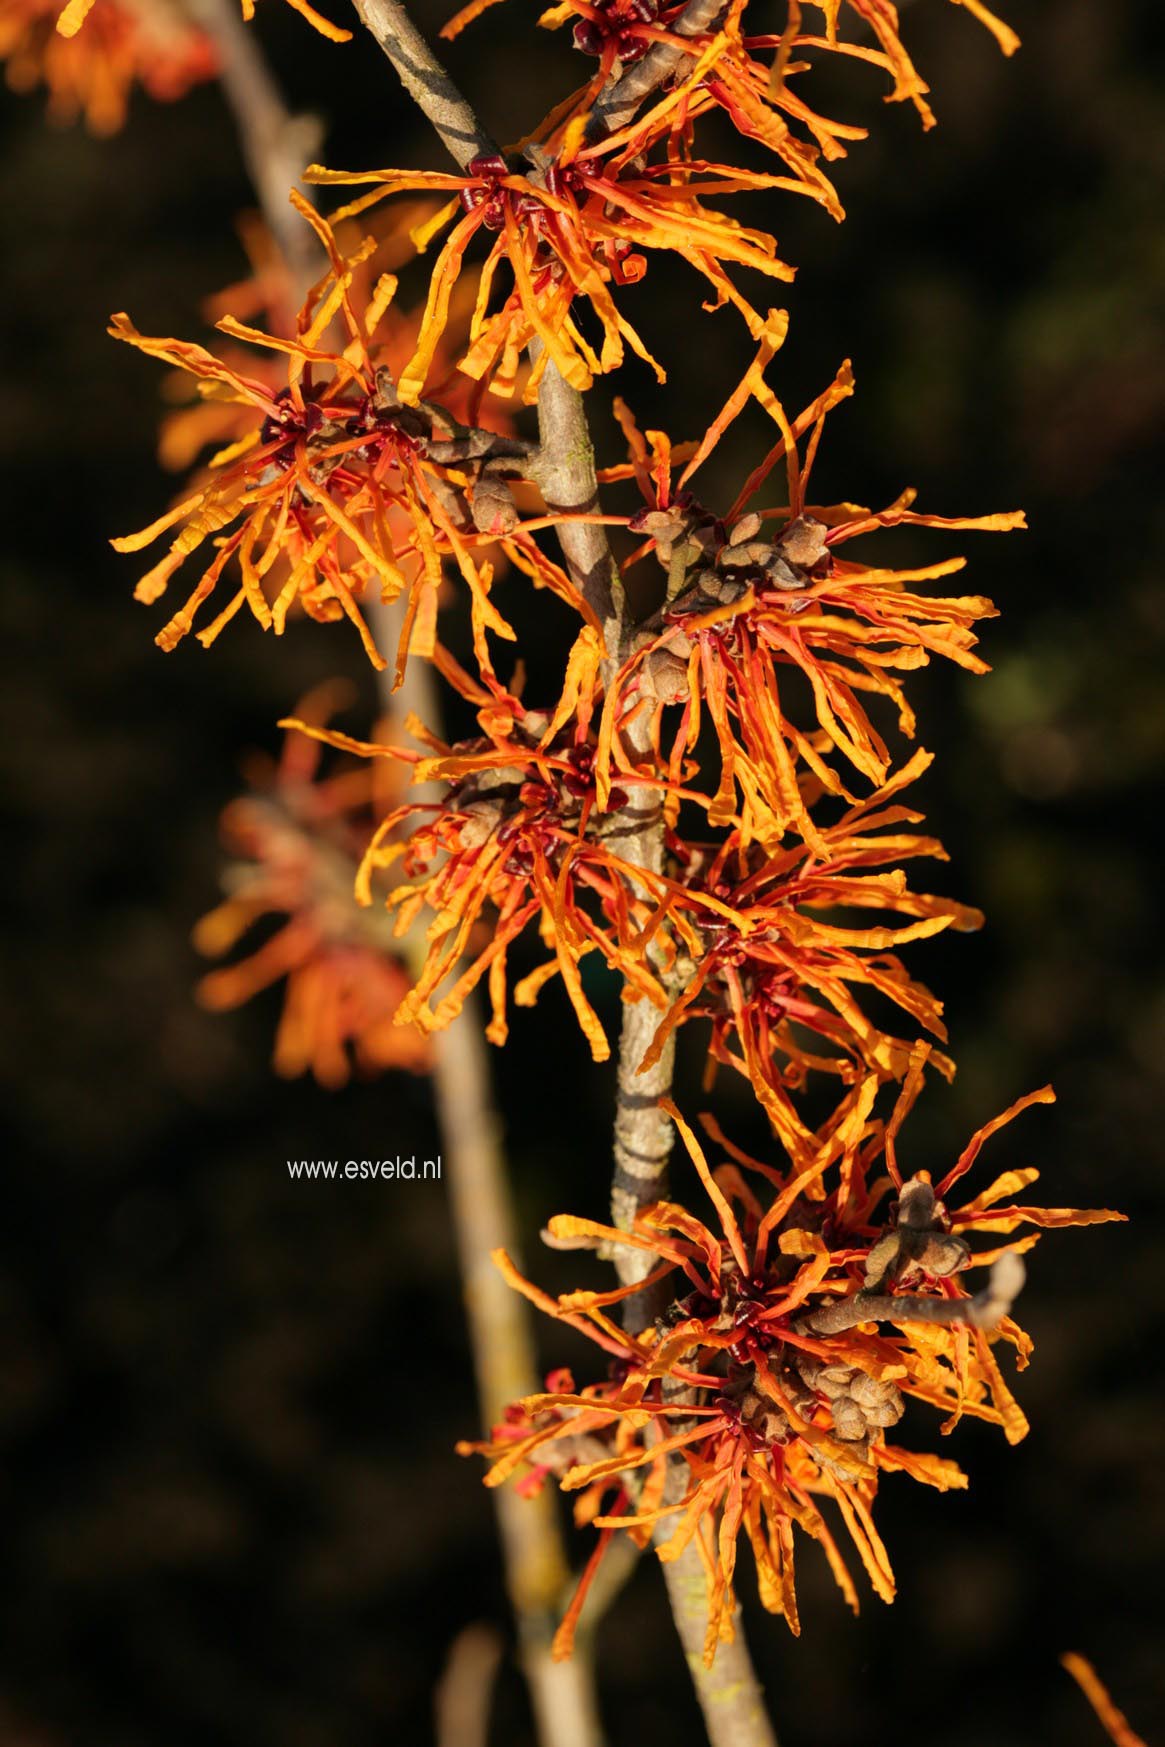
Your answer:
(101, 0), (1121, 1684)
(596, 347), (1023, 831)
(462, 1087), (1121, 1662)
(284, 672), (672, 1060)
(279, 346), (1030, 1172)
(289, 2), (1021, 405)
(109, 197), (598, 677)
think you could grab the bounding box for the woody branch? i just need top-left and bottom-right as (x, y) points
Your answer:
(346, 6), (783, 1747)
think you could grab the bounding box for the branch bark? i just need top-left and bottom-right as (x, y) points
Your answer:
(530, 348), (622, 666)
(353, 0), (492, 167)
(585, 0), (728, 140)
(346, 10), (781, 1744)
(533, 357), (675, 1316)
(805, 1252), (1026, 1337)
(658, 1546), (781, 1747)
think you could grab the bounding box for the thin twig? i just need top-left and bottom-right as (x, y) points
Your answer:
(435, 1623), (505, 1747)
(805, 1252), (1027, 1337)
(353, 0), (492, 167)
(585, 0), (727, 140)
(530, 345), (622, 667)
(374, 598), (608, 1747)
(527, 344), (677, 1283)
(182, 0), (323, 287)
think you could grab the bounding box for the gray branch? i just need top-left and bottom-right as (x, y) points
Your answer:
(352, 0), (494, 167)
(805, 1252), (1027, 1337)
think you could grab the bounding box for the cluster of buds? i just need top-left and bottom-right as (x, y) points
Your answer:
(785, 1354), (905, 1448)
(446, 729), (630, 863)
(634, 507), (832, 705)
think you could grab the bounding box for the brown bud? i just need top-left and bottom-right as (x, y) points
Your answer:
(830, 1395), (869, 1441)
(739, 1388), (790, 1445)
(765, 556), (809, 592)
(776, 514), (829, 568)
(916, 1233), (972, 1277)
(630, 507), (691, 564)
(373, 366), (401, 411)
(861, 1394), (906, 1429)
(725, 512), (762, 546)
(897, 1174), (939, 1230)
(863, 1230), (902, 1289)
(716, 538), (772, 570)
(693, 568), (752, 605)
(796, 1355), (857, 1400)
(781, 1366), (817, 1417)
(847, 1371), (904, 1417)
(641, 647), (690, 705)
(470, 475), (520, 536)
(455, 799), (505, 849)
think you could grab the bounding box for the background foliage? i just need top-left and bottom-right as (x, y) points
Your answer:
(1, 0), (1162, 1741)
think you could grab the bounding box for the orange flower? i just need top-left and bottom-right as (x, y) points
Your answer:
(466, 1081), (1121, 1663)
(444, 0), (1018, 160)
(54, 0), (350, 45)
(194, 685), (431, 1088)
(633, 763), (977, 1158)
(598, 352), (1023, 844)
(3, 0), (215, 134)
(109, 195), (547, 675)
(283, 676), (686, 1060)
(528, 0), (863, 222)
(305, 149), (795, 402)
(157, 202), (513, 473)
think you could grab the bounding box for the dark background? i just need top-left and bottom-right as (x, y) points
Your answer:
(2, 0), (1163, 1742)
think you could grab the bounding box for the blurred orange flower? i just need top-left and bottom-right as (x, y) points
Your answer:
(194, 685), (432, 1088)
(54, 0), (350, 46)
(3, 0), (215, 133)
